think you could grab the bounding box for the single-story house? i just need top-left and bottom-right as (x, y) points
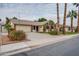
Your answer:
(4, 19), (50, 33)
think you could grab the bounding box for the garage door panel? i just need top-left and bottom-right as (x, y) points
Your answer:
(16, 25), (31, 32)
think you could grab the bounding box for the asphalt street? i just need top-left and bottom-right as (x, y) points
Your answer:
(12, 36), (79, 56)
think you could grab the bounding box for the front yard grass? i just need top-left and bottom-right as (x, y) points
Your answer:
(39, 31), (78, 35)
(65, 32), (78, 35)
(39, 31), (62, 35)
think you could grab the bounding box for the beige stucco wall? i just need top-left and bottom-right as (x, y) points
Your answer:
(65, 27), (70, 32)
(15, 25), (31, 33)
(38, 26), (44, 32)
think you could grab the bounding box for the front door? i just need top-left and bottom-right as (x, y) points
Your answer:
(32, 26), (38, 32)
(36, 26), (38, 32)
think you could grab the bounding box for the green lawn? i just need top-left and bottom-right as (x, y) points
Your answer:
(39, 31), (78, 35)
(65, 32), (78, 35)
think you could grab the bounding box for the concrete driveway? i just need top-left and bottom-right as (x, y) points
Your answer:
(27, 32), (75, 40)
(0, 32), (79, 56)
(13, 36), (79, 56)
(27, 32), (58, 40)
(23, 32), (79, 49)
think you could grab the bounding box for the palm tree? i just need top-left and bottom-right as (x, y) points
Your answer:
(4, 17), (12, 35)
(63, 3), (67, 34)
(6, 17), (10, 24)
(56, 3), (60, 34)
(67, 10), (77, 32)
(73, 3), (79, 33)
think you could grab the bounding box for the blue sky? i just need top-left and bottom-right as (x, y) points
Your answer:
(0, 3), (78, 26)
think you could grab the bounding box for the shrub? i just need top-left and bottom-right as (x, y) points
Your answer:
(9, 30), (26, 41)
(48, 30), (59, 35)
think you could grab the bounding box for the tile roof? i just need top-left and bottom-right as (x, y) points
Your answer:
(10, 19), (48, 26)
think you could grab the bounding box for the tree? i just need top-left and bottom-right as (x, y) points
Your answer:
(67, 10), (77, 32)
(38, 18), (47, 22)
(56, 3), (60, 34)
(4, 23), (12, 33)
(4, 17), (12, 35)
(49, 20), (55, 25)
(48, 20), (55, 31)
(63, 3), (67, 34)
(73, 3), (79, 33)
(6, 17), (10, 24)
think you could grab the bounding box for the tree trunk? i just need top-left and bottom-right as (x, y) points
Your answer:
(48, 24), (51, 32)
(56, 3), (60, 34)
(77, 6), (79, 33)
(71, 17), (73, 32)
(63, 3), (67, 34)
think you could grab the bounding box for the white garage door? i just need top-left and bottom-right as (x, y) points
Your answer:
(16, 25), (31, 32)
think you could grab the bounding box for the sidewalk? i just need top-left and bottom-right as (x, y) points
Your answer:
(0, 34), (79, 56)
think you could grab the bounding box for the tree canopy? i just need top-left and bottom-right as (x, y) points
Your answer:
(48, 20), (55, 25)
(4, 17), (12, 33)
(6, 17), (10, 24)
(67, 10), (77, 19)
(38, 18), (47, 22)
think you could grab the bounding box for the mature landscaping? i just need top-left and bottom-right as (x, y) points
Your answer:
(0, 3), (79, 45)
(0, 17), (28, 45)
(38, 3), (79, 35)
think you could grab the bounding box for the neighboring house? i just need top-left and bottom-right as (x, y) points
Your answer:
(8, 19), (50, 33)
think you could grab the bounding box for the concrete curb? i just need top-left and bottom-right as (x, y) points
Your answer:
(0, 34), (79, 56)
